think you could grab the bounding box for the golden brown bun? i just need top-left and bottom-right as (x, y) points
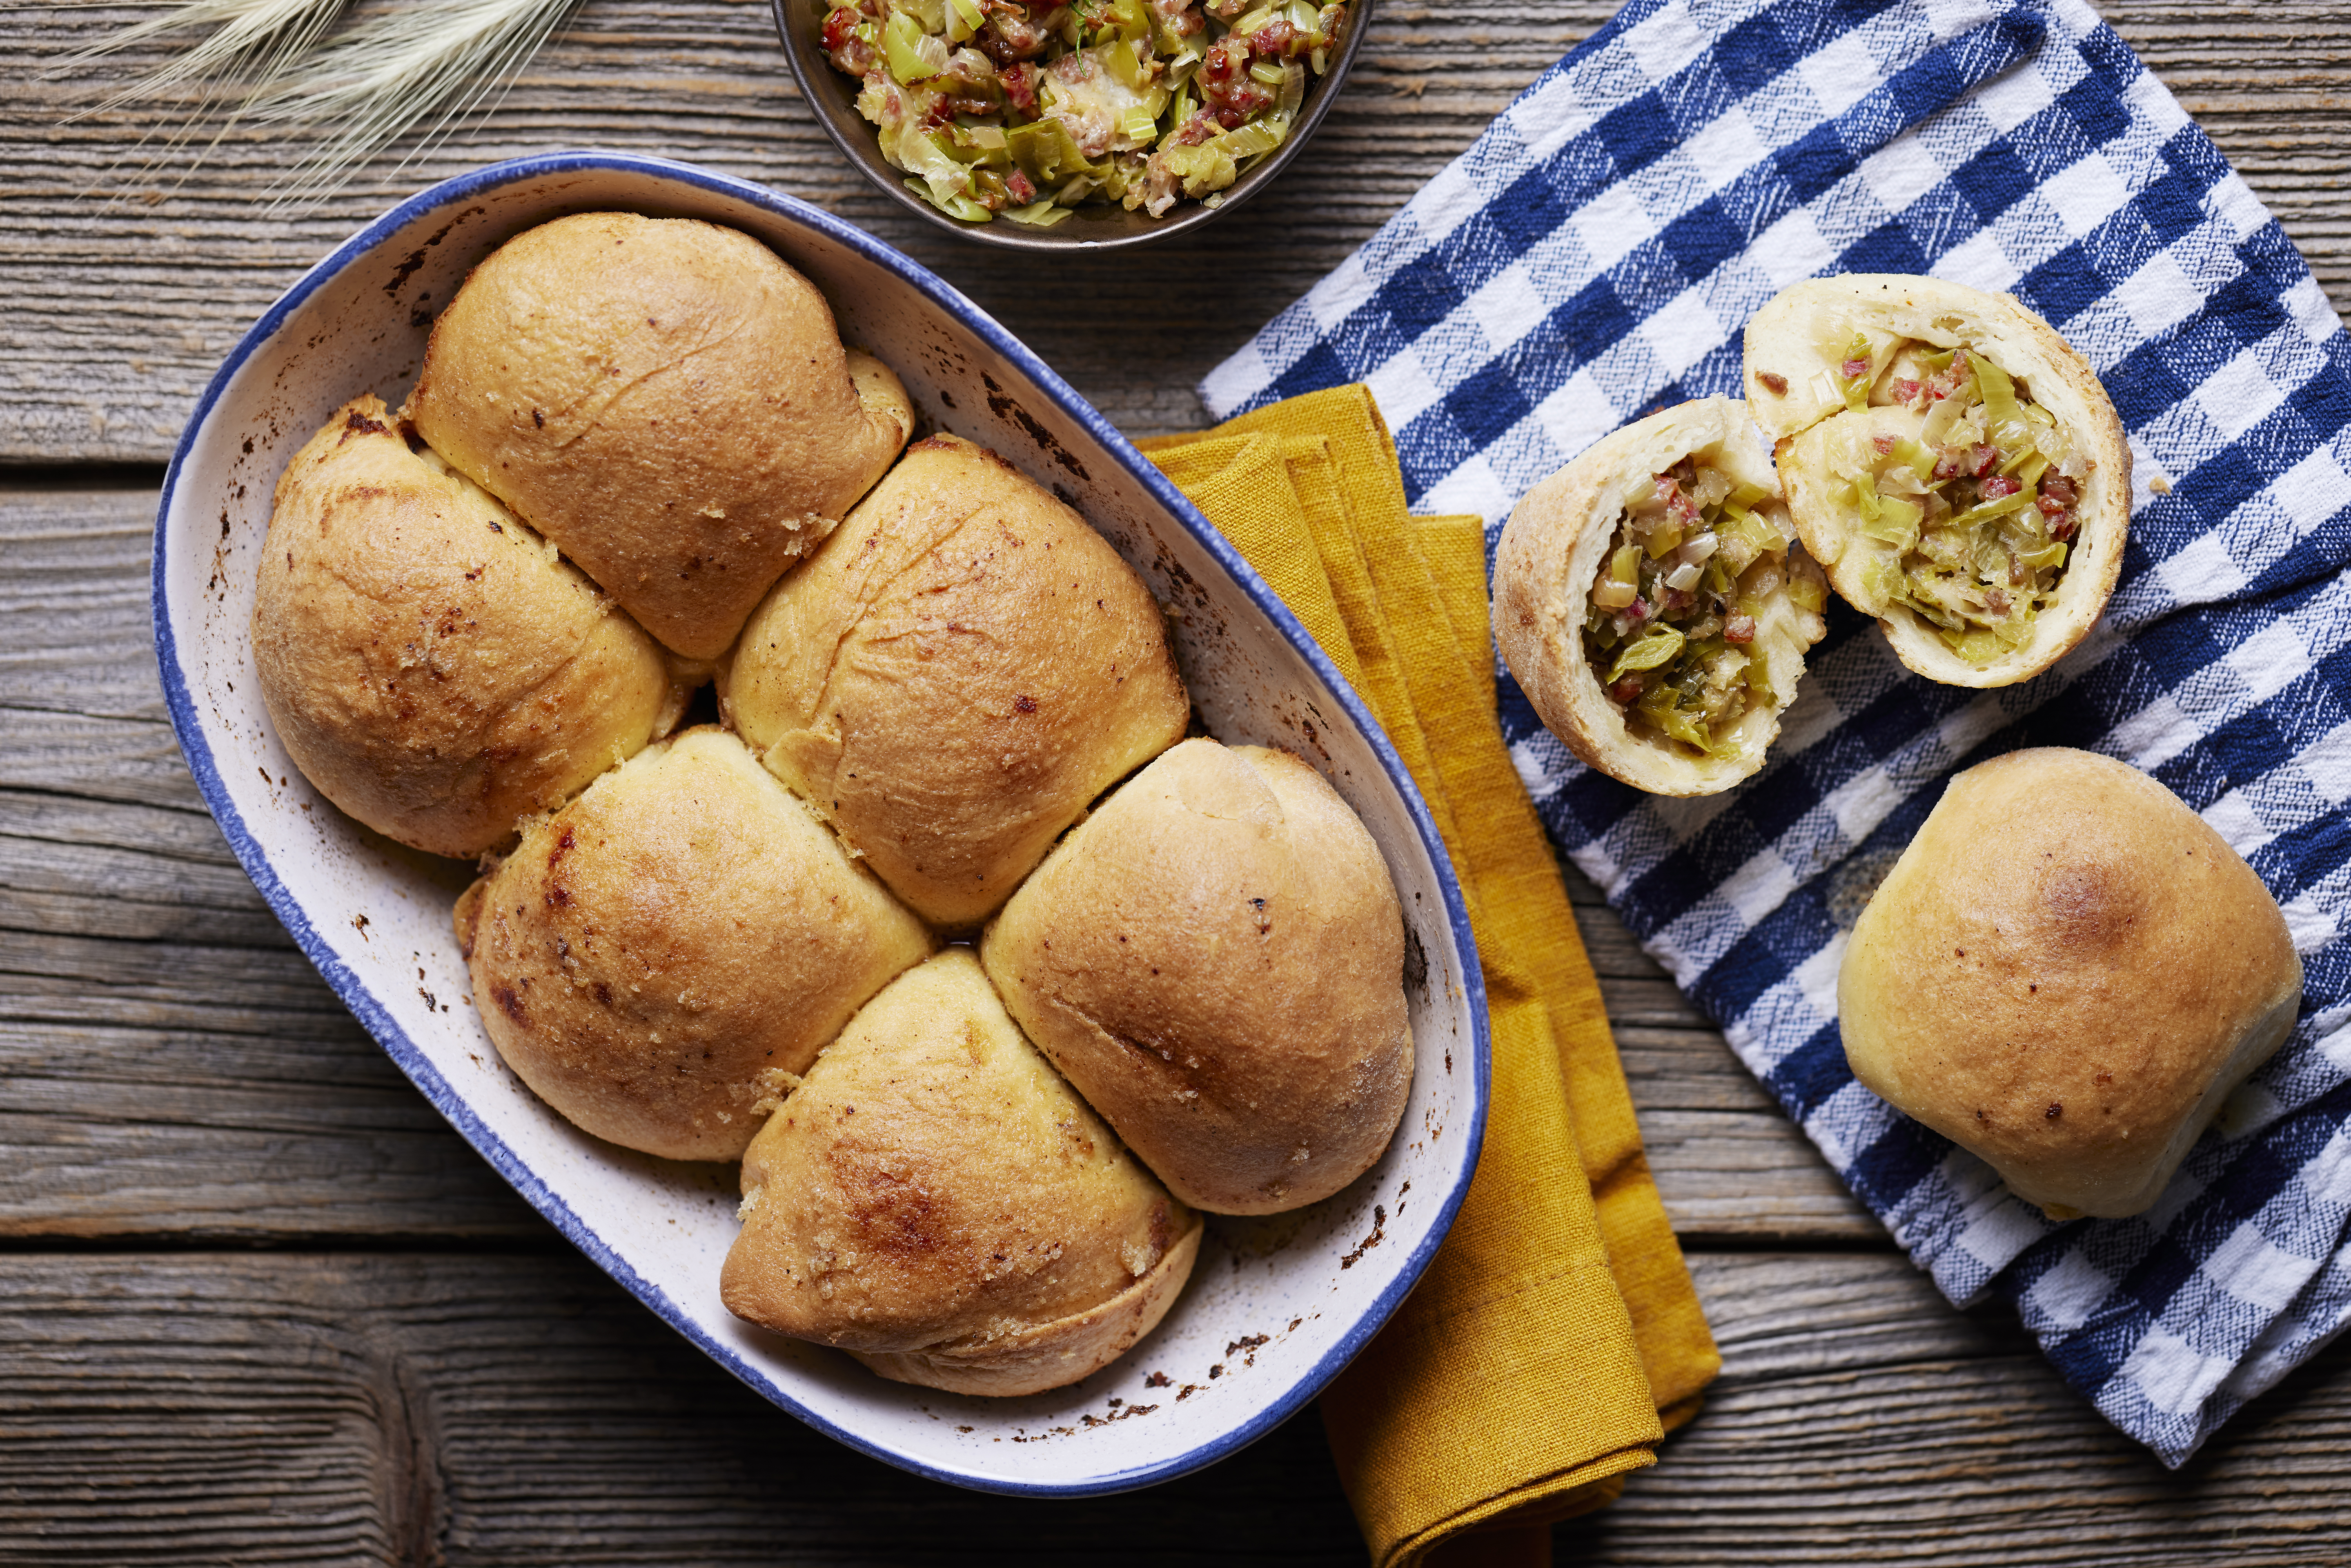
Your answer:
(721, 949), (1200, 1396)
(1840, 748), (2303, 1219)
(1491, 396), (1829, 797)
(455, 726), (935, 1162)
(1744, 274), (2130, 688)
(980, 739), (1412, 1214)
(721, 434), (1190, 930)
(252, 395), (683, 858)
(405, 213), (914, 661)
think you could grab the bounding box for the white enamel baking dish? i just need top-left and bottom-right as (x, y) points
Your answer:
(153, 151), (1489, 1495)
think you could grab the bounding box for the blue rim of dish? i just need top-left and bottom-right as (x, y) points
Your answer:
(152, 149), (1491, 1499)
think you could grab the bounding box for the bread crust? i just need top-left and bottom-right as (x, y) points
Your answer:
(980, 739), (1412, 1214)
(252, 395), (683, 858)
(1839, 748), (2303, 1219)
(721, 949), (1200, 1396)
(405, 213), (913, 660)
(1491, 396), (1828, 796)
(1743, 274), (2130, 688)
(720, 434), (1190, 930)
(456, 726), (935, 1161)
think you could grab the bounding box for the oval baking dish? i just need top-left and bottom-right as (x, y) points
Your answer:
(152, 150), (1487, 1496)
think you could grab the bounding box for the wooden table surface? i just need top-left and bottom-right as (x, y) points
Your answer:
(8, 2), (2351, 1562)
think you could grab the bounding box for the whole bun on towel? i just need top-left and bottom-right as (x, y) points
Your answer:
(1839, 747), (2302, 1219)
(405, 212), (913, 660)
(721, 949), (1201, 1396)
(455, 726), (935, 1162)
(252, 394), (684, 859)
(721, 434), (1189, 930)
(981, 738), (1412, 1215)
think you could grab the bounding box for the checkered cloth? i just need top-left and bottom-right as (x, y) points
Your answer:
(1200, 0), (2351, 1466)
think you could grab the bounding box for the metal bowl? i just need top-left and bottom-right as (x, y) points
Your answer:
(773, 0), (1374, 250)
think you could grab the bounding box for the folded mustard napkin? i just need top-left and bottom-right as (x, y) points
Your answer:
(1142, 386), (1719, 1567)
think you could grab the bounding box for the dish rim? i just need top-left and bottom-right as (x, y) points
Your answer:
(769, 0), (1376, 251)
(150, 148), (1490, 1497)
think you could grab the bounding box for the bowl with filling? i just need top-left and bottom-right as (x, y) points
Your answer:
(775, 0), (1372, 247)
(1492, 396), (1830, 797)
(1743, 274), (2130, 688)
(153, 150), (1486, 1495)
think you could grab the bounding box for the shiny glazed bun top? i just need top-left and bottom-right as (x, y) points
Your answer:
(721, 948), (1202, 1397)
(456, 726), (935, 1163)
(721, 433), (1190, 930)
(406, 212), (914, 661)
(1840, 748), (2302, 1219)
(251, 394), (683, 859)
(982, 738), (1413, 1215)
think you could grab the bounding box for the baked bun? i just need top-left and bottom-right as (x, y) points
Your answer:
(721, 948), (1201, 1396)
(980, 739), (1411, 1214)
(405, 212), (914, 661)
(1840, 748), (2303, 1220)
(455, 726), (935, 1162)
(1743, 274), (2130, 688)
(721, 434), (1190, 929)
(1492, 396), (1830, 796)
(252, 395), (684, 858)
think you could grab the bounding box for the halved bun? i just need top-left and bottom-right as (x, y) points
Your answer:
(1744, 274), (2129, 688)
(1492, 396), (1828, 796)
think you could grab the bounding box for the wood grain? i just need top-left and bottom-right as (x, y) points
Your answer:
(9, 3), (2351, 1557)
(5, 2), (2350, 463)
(4, 1250), (2345, 1566)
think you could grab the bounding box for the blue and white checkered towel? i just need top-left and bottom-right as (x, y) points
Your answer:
(1202, 0), (2351, 1466)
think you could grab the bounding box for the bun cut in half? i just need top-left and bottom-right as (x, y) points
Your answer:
(721, 949), (1201, 1397)
(252, 395), (685, 858)
(455, 727), (935, 1162)
(981, 739), (1412, 1215)
(405, 213), (914, 661)
(1492, 396), (1830, 797)
(722, 434), (1189, 930)
(1840, 748), (2303, 1220)
(1744, 274), (2130, 688)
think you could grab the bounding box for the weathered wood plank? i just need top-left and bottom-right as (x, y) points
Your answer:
(0, 0), (1617, 463)
(5, 2), (2350, 462)
(3, 1250), (2346, 1564)
(0, 1251), (1365, 1566)
(1561, 1252), (2351, 1564)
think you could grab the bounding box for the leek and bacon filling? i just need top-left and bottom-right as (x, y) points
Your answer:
(1581, 460), (1825, 757)
(821, 0), (1346, 225)
(1806, 336), (2090, 665)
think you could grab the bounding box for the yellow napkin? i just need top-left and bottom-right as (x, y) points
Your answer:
(1142, 386), (1721, 1567)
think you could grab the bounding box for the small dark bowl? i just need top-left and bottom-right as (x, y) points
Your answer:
(774, 0), (1373, 250)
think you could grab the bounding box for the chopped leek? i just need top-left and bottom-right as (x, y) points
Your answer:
(1837, 331), (1874, 412)
(903, 176), (990, 221)
(1610, 628), (1686, 681)
(1002, 198), (1075, 226)
(884, 10), (933, 82)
